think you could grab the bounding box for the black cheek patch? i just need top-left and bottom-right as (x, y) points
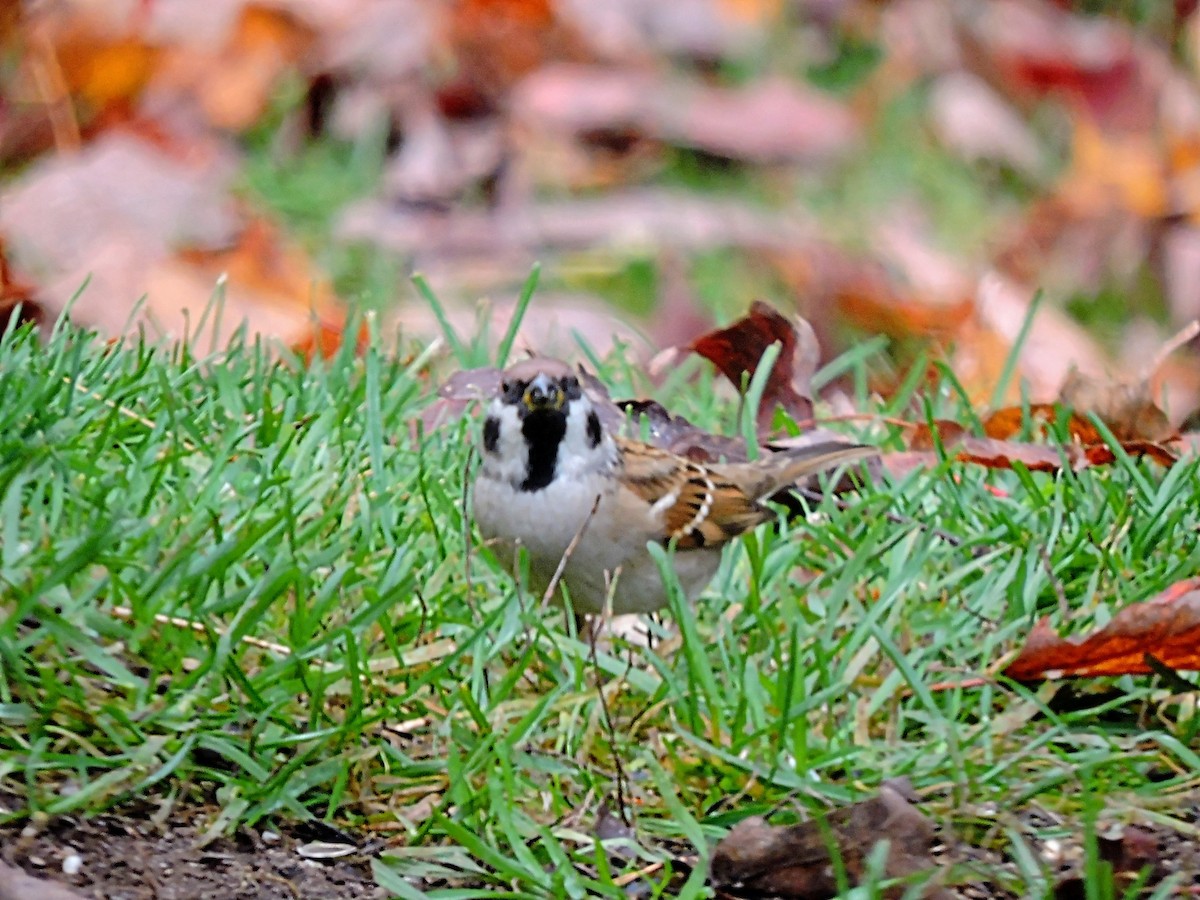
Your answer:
(586, 411), (602, 448)
(483, 416), (500, 454)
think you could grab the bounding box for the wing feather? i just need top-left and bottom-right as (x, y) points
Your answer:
(616, 438), (768, 550)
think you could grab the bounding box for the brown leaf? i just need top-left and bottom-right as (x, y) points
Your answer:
(688, 300), (817, 433)
(984, 400), (1179, 468)
(983, 404), (1102, 444)
(877, 437), (1083, 478)
(710, 783), (951, 899)
(440, 0), (588, 115)
(148, 5), (314, 132)
(836, 278), (974, 343)
(1059, 368), (1178, 443)
(1081, 440), (1179, 468)
(928, 72), (1043, 175)
(954, 437), (1083, 473)
(909, 421), (967, 451)
(417, 366), (504, 437)
(1004, 577), (1200, 680)
(617, 398), (749, 463)
(511, 65), (857, 166)
(1053, 824), (1166, 897)
(0, 130), (343, 351)
(337, 189), (818, 259)
(0, 238), (41, 331)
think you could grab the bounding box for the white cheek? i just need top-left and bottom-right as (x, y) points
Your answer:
(555, 401), (615, 478)
(482, 402), (529, 484)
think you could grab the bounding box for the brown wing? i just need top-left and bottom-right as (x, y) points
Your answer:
(616, 437), (770, 549)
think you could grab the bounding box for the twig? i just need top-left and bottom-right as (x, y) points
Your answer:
(1039, 544), (1070, 620)
(65, 376), (199, 453)
(27, 27), (81, 153)
(589, 632), (632, 828)
(461, 447), (477, 616)
(541, 494), (602, 607)
(1142, 319), (1200, 383)
(108, 605), (457, 675)
(110, 605), (291, 655)
(612, 861), (665, 887)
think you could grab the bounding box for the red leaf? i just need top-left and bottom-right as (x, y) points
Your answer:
(1004, 577), (1200, 680)
(689, 300), (815, 433)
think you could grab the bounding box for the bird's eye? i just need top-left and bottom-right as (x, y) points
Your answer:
(501, 379), (525, 403)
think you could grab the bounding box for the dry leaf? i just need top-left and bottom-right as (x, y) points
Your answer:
(0, 238), (41, 331)
(953, 436), (1083, 473)
(928, 71), (1044, 175)
(1058, 368), (1178, 443)
(1004, 577), (1200, 680)
(0, 129), (342, 350)
(338, 189), (817, 259)
(512, 65), (858, 166)
(688, 300), (818, 433)
(147, 5), (314, 132)
(710, 782), (951, 899)
(909, 420), (968, 451)
(983, 404), (1102, 444)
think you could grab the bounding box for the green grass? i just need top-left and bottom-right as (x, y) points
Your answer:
(2, 307), (1199, 896)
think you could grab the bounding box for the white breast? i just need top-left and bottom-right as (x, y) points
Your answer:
(473, 471), (724, 615)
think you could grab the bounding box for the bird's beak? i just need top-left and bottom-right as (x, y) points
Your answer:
(522, 374), (564, 412)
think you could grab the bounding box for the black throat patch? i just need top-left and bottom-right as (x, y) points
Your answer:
(520, 410), (567, 491)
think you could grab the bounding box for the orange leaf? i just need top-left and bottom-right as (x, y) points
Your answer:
(908, 420), (966, 451)
(984, 404), (1101, 443)
(1004, 577), (1200, 680)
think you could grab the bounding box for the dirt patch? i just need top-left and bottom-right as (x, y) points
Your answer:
(1, 810), (386, 900)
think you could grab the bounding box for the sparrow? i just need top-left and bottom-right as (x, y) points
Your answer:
(472, 357), (874, 617)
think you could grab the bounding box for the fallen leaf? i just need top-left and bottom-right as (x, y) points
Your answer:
(146, 4), (314, 132)
(835, 274), (974, 342)
(953, 436), (1082, 473)
(337, 188), (819, 259)
(688, 300), (817, 433)
(1053, 824), (1165, 898)
(877, 437), (1084, 478)
(417, 366), (503, 437)
(440, 0), (588, 116)
(0, 131), (341, 351)
(1058, 368), (1178, 443)
(1004, 576), (1200, 680)
(928, 71), (1044, 175)
(962, 2), (1153, 131)
(512, 65), (858, 166)
(983, 404), (1102, 444)
(0, 238), (41, 331)
(1080, 440), (1179, 467)
(710, 782), (951, 899)
(617, 398), (749, 463)
(559, 0), (772, 61)
(909, 421), (968, 451)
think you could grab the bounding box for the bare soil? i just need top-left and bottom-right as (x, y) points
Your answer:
(1, 809), (385, 900)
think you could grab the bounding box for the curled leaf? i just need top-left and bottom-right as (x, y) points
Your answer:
(1005, 577), (1200, 680)
(689, 300), (817, 434)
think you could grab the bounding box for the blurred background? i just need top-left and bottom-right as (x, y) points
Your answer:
(2, 0), (1200, 419)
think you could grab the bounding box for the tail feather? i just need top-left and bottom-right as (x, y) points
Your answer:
(730, 442), (876, 501)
